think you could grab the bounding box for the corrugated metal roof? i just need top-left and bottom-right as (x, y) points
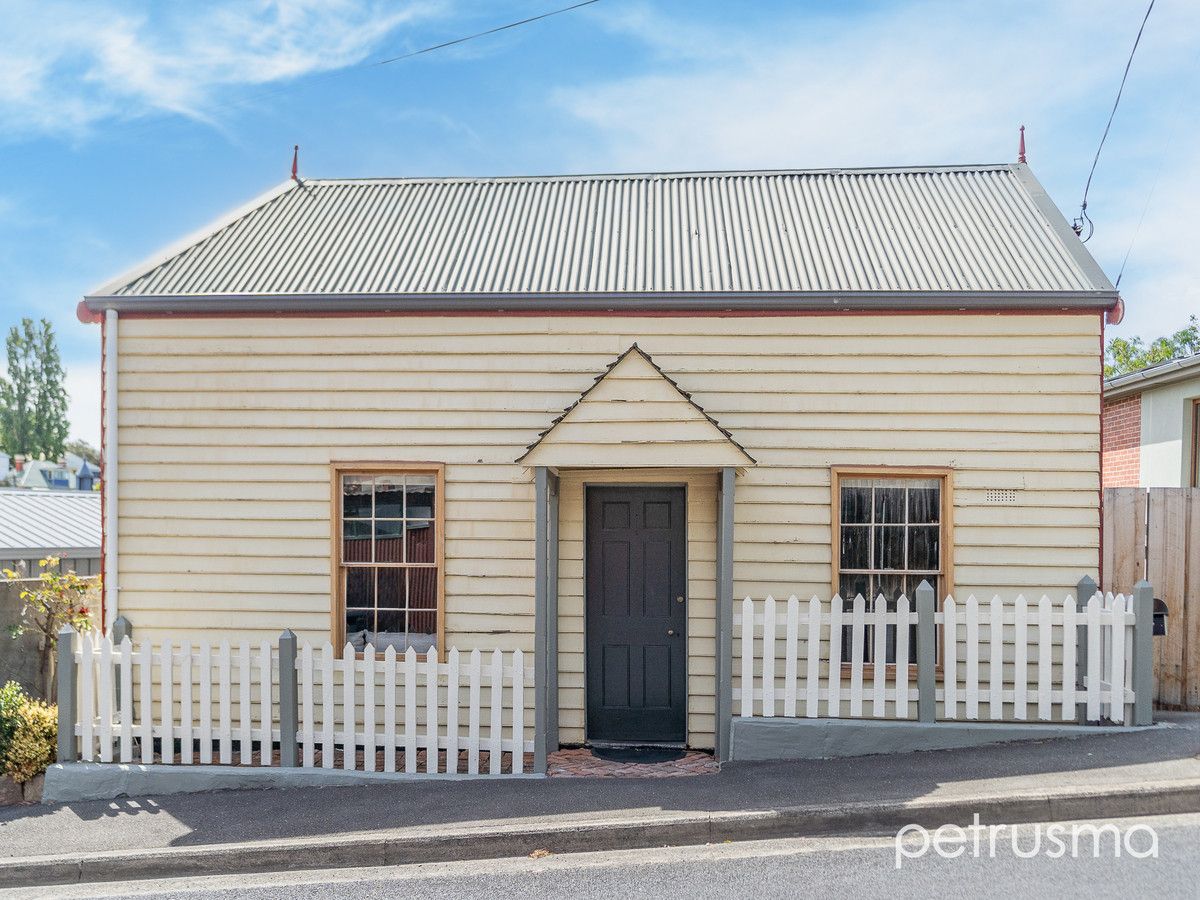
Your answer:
(0, 490), (102, 555)
(92, 164), (1113, 300)
(1105, 351), (1200, 399)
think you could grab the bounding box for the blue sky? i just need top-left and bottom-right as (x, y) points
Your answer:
(1, 0), (1197, 446)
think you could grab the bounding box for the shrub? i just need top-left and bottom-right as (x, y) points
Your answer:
(0, 680), (26, 764)
(2, 559), (97, 700)
(3, 699), (56, 783)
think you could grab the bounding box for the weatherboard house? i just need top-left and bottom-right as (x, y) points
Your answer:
(78, 164), (1121, 763)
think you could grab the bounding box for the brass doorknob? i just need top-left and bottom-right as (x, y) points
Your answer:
(667, 629), (676, 636)
(676, 596), (685, 604)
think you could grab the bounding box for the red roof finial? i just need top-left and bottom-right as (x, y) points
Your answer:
(1018, 125), (1027, 164)
(291, 145), (299, 181)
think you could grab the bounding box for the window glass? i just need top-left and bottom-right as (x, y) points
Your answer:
(374, 475), (405, 518)
(342, 476), (373, 519)
(340, 471), (439, 652)
(837, 475), (943, 664)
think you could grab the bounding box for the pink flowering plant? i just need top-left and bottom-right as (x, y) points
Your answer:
(2, 558), (97, 700)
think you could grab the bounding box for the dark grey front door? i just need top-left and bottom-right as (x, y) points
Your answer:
(585, 486), (687, 744)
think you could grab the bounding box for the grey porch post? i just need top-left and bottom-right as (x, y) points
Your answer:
(715, 467), (735, 762)
(1075, 576), (1098, 724)
(534, 467), (560, 774)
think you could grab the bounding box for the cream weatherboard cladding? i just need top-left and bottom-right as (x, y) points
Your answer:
(114, 313), (1101, 748)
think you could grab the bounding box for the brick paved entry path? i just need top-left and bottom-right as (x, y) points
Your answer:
(547, 748), (718, 778)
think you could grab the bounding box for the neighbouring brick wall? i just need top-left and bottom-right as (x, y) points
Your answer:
(1102, 393), (1142, 487)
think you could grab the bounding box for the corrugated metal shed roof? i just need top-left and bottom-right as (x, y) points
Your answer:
(0, 490), (102, 555)
(89, 164), (1114, 302)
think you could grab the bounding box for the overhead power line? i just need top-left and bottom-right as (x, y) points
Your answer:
(78, 1), (604, 145)
(371, 0), (602, 67)
(1073, 0), (1156, 243)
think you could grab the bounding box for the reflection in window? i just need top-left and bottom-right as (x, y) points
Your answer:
(340, 473), (439, 653)
(837, 476), (943, 665)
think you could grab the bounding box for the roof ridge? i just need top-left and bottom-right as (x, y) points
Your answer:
(303, 163), (1017, 186)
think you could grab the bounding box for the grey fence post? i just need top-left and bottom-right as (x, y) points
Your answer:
(1075, 576), (1097, 725)
(915, 580), (937, 724)
(111, 615), (131, 708)
(56, 625), (77, 763)
(1131, 580), (1154, 726)
(278, 630), (299, 767)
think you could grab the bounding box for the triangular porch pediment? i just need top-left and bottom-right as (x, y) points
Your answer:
(518, 345), (754, 468)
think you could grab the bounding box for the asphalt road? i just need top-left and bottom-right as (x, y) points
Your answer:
(12, 812), (1199, 900)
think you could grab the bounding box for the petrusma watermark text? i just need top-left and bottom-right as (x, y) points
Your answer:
(895, 814), (1158, 868)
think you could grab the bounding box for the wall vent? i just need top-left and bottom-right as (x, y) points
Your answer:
(985, 488), (1018, 504)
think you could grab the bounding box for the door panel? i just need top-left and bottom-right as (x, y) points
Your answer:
(586, 486), (687, 743)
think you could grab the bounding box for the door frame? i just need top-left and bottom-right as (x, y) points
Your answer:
(582, 481), (689, 745)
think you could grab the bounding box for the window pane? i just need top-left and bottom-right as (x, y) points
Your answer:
(375, 610), (405, 643)
(374, 475), (405, 518)
(346, 567), (374, 607)
(840, 573), (869, 601)
(406, 476), (435, 519)
(377, 568), (405, 608)
(840, 525), (870, 570)
(909, 486), (940, 524)
(874, 486), (906, 524)
(409, 568), (437, 609)
(375, 520), (405, 563)
(875, 573), (904, 603)
(874, 525), (905, 570)
(343, 520), (372, 563)
(840, 485), (871, 524)
(345, 607), (372, 643)
(909, 526), (940, 571)
(408, 610), (437, 646)
(403, 520), (432, 563)
(342, 475), (373, 519)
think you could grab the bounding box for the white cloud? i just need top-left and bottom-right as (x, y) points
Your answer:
(0, 0), (444, 138)
(556, 0), (1200, 339)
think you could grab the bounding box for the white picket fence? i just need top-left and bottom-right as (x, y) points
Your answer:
(733, 592), (1137, 724)
(71, 634), (535, 775)
(296, 644), (530, 775)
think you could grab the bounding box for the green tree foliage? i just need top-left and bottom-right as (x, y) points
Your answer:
(0, 319), (69, 459)
(63, 438), (100, 466)
(1105, 315), (1200, 378)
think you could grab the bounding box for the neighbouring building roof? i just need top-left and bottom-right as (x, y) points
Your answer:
(1105, 352), (1200, 401)
(83, 164), (1116, 314)
(0, 490), (102, 556)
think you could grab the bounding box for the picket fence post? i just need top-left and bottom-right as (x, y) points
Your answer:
(915, 581), (936, 723)
(278, 630), (299, 767)
(1075, 576), (1097, 724)
(111, 615), (132, 710)
(1131, 581), (1154, 726)
(56, 625), (77, 763)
